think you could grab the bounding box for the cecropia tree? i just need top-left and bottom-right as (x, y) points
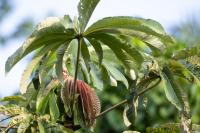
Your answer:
(1, 0), (200, 132)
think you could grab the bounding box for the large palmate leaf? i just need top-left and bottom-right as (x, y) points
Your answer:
(162, 66), (184, 111)
(84, 16), (173, 44)
(5, 17), (76, 74)
(78, 0), (100, 32)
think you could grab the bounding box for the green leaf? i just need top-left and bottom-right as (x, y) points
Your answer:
(49, 92), (60, 121)
(84, 16), (173, 43)
(173, 46), (200, 60)
(17, 115), (32, 133)
(103, 61), (128, 88)
(36, 93), (50, 114)
(167, 60), (200, 86)
(100, 64), (110, 88)
(80, 57), (91, 83)
(0, 95), (26, 102)
(93, 33), (141, 68)
(87, 38), (103, 65)
(61, 15), (73, 29)
(5, 17), (76, 74)
(38, 120), (47, 133)
(20, 43), (61, 94)
(186, 55), (200, 67)
(55, 41), (72, 83)
(78, 0), (100, 32)
(162, 66), (184, 111)
(36, 79), (61, 113)
(90, 63), (104, 90)
(81, 38), (91, 72)
(0, 105), (27, 116)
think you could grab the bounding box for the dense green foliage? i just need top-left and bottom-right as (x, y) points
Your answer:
(1, 0), (200, 132)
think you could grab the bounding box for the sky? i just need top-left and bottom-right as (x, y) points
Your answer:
(0, 0), (200, 97)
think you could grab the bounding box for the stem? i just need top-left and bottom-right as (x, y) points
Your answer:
(0, 126), (17, 129)
(73, 37), (81, 93)
(3, 123), (18, 133)
(137, 77), (161, 96)
(0, 115), (17, 123)
(95, 77), (161, 119)
(72, 35), (82, 117)
(95, 99), (128, 118)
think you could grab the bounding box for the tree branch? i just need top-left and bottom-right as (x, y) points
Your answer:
(0, 115), (17, 123)
(2, 123), (18, 133)
(95, 99), (128, 118)
(137, 77), (161, 96)
(95, 76), (161, 119)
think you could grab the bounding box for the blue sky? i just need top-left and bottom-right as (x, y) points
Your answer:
(0, 0), (200, 97)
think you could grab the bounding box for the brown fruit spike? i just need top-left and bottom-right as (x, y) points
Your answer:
(61, 71), (101, 127)
(77, 81), (101, 127)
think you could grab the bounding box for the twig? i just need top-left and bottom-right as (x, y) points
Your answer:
(2, 122), (18, 133)
(137, 77), (161, 96)
(72, 35), (82, 117)
(0, 125), (17, 129)
(0, 115), (17, 123)
(95, 77), (161, 119)
(95, 99), (128, 118)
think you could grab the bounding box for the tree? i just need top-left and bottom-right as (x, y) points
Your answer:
(1, 0), (200, 132)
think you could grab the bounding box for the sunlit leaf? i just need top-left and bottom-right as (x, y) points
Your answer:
(5, 17), (76, 74)
(0, 95), (26, 102)
(91, 33), (143, 68)
(78, 0), (100, 32)
(84, 16), (173, 44)
(17, 115), (32, 133)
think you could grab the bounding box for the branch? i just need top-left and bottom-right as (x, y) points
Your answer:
(0, 115), (17, 123)
(2, 123), (18, 133)
(73, 36), (82, 94)
(137, 77), (161, 96)
(95, 77), (161, 119)
(72, 35), (82, 117)
(95, 99), (128, 118)
(0, 125), (17, 129)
